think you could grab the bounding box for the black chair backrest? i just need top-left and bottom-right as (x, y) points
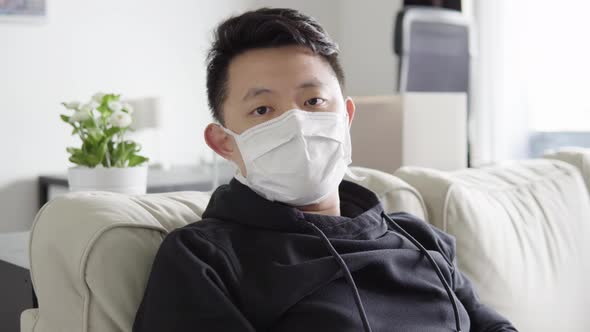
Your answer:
(394, 6), (471, 93)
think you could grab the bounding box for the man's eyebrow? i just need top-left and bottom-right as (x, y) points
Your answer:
(242, 80), (324, 101)
(242, 88), (273, 101)
(298, 79), (324, 89)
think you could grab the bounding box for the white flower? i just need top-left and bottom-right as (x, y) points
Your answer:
(69, 109), (91, 123)
(109, 111), (132, 128)
(80, 102), (97, 114)
(92, 93), (105, 103)
(108, 100), (123, 112)
(122, 102), (134, 114)
(64, 101), (80, 110)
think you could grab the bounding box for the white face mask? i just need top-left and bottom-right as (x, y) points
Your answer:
(223, 109), (352, 206)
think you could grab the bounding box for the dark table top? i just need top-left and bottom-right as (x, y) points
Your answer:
(39, 164), (235, 193)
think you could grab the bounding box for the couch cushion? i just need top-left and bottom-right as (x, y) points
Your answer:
(395, 160), (590, 332)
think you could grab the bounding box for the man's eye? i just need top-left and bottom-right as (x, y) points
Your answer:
(305, 98), (326, 107)
(252, 106), (271, 116)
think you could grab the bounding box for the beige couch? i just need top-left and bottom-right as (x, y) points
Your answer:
(22, 150), (590, 332)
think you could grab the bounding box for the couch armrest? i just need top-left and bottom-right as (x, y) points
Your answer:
(20, 309), (38, 332)
(395, 160), (590, 331)
(544, 147), (590, 193)
(27, 191), (210, 332)
(348, 166), (427, 220)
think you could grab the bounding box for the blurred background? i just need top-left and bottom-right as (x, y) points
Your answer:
(1, 0), (589, 232)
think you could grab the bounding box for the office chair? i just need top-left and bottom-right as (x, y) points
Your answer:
(394, 6), (471, 93)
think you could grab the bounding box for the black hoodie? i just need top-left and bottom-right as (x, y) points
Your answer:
(133, 179), (517, 332)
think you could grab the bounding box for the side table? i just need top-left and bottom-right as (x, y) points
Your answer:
(38, 164), (234, 208)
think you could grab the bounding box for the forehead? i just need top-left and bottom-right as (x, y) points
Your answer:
(225, 45), (339, 98)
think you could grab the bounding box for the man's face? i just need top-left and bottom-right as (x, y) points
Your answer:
(204, 45), (355, 176)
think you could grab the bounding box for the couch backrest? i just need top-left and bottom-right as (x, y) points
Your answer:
(25, 168), (425, 332)
(395, 159), (590, 331)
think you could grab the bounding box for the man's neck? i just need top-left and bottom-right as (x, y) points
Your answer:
(296, 191), (341, 216)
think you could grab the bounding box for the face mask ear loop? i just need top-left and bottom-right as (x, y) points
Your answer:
(215, 125), (245, 179)
(341, 110), (364, 182)
(221, 125), (238, 138)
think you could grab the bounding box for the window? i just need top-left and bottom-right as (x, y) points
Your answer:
(524, 1), (590, 132)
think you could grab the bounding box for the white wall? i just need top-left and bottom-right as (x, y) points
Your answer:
(0, 0), (249, 231)
(337, 0), (402, 95)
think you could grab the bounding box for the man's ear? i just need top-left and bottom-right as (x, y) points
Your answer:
(345, 97), (355, 126)
(204, 123), (235, 160)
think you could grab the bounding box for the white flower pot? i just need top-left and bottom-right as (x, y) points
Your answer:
(67, 165), (148, 194)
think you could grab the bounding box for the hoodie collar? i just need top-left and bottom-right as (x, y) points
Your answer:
(201, 178), (387, 240)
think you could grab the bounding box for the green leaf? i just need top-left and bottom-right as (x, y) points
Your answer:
(81, 118), (96, 129)
(119, 147), (133, 166)
(104, 94), (119, 103)
(107, 141), (115, 155)
(86, 128), (103, 144)
(95, 140), (108, 165)
(60, 114), (71, 123)
(104, 127), (120, 140)
(123, 141), (136, 151)
(69, 154), (90, 167)
(67, 146), (92, 167)
(66, 147), (81, 155)
(82, 140), (96, 154)
(128, 155), (148, 167)
(109, 142), (120, 165)
(68, 155), (82, 165)
(100, 110), (112, 125)
(96, 103), (110, 115)
(86, 153), (100, 167)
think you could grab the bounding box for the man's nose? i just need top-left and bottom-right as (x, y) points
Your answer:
(272, 105), (304, 119)
(280, 103), (315, 114)
(282, 103), (301, 112)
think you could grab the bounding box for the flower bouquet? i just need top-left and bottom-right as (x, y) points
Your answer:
(60, 93), (149, 194)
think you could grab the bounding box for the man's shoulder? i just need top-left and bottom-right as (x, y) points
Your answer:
(156, 219), (246, 275)
(164, 218), (245, 249)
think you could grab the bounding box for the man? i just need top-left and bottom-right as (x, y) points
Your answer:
(133, 8), (517, 332)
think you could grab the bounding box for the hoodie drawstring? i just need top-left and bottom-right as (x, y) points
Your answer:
(306, 222), (373, 332)
(306, 213), (462, 332)
(381, 212), (462, 332)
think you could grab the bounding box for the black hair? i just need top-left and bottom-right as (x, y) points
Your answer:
(206, 7), (345, 125)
